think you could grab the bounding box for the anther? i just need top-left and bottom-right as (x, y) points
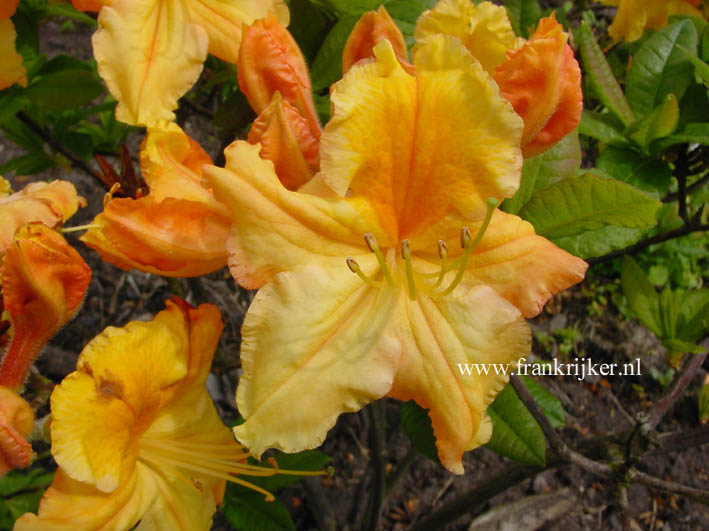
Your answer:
(460, 227), (471, 249)
(434, 240), (449, 287)
(401, 240), (417, 300)
(346, 257), (383, 288)
(363, 233), (395, 287)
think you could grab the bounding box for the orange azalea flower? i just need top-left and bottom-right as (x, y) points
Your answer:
(601, 0), (705, 42)
(15, 299), (297, 530)
(415, 0), (582, 157)
(204, 38), (587, 472)
(238, 14), (321, 190)
(0, 385), (34, 477)
(72, 0), (289, 126)
(0, 224), (91, 390)
(81, 124), (232, 277)
(0, 0), (25, 91)
(342, 6), (413, 74)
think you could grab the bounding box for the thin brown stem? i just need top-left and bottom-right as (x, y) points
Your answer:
(629, 468), (709, 505)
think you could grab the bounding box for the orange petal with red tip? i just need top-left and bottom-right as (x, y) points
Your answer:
(81, 197), (230, 278)
(494, 14), (582, 158)
(343, 6), (412, 74)
(0, 224), (91, 390)
(248, 93), (317, 190)
(0, 386), (34, 476)
(0, 180), (83, 253)
(71, 0), (111, 12)
(238, 13), (320, 140)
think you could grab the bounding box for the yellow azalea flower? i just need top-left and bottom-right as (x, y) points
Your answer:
(15, 299), (287, 530)
(0, 385), (34, 477)
(0, 0), (26, 91)
(74, 0), (289, 126)
(204, 38), (587, 473)
(601, 0), (704, 42)
(0, 224), (91, 390)
(415, 0), (582, 157)
(81, 124), (232, 277)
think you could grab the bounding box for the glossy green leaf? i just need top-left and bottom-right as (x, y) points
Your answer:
(520, 376), (565, 429)
(222, 490), (295, 531)
(25, 70), (104, 111)
(503, 130), (581, 214)
(626, 93), (679, 148)
(578, 22), (634, 126)
(505, 0), (542, 38)
(625, 20), (698, 119)
(400, 400), (440, 464)
(486, 383), (546, 466)
(311, 15), (359, 91)
(677, 44), (709, 87)
(596, 146), (671, 199)
(578, 110), (630, 146)
(651, 122), (709, 150)
(288, 0), (329, 61)
(519, 174), (661, 258)
(621, 256), (662, 336)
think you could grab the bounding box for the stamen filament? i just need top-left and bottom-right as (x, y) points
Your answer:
(400, 240), (416, 300)
(60, 224), (101, 233)
(346, 257), (383, 288)
(438, 198), (498, 297)
(434, 240), (448, 288)
(364, 233), (395, 287)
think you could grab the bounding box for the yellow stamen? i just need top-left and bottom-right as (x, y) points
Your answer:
(60, 224), (101, 233)
(346, 257), (383, 288)
(434, 240), (448, 287)
(400, 240), (416, 300)
(364, 233), (395, 287)
(438, 198), (498, 297)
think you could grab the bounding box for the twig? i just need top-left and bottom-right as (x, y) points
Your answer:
(617, 485), (631, 531)
(663, 173), (709, 202)
(587, 223), (709, 266)
(510, 375), (612, 477)
(180, 96), (215, 119)
(15, 111), (103, 182)
(658, 424), (709, 452)
(383, 446), (417, 502)
(675, 155), (691, 225)
(629, 468), (709, 505)
(640, 351), (708, 435)
(361, 400), (388, 531)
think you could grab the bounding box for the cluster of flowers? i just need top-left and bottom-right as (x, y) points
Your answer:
(0, 0), (692, 527)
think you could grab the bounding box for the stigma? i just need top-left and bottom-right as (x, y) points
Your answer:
(346, 198), (499, 299)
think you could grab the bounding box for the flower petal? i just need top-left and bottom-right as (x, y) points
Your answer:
(93, 0), (208, 126)
(494, 15), (582, 158)
(0, 180), (82, 252)
(71, 0), (111, 13)
(234, 261), (402, 457)
(0, 0), (19, 19)
(81, 197), (229, 277)
(320, 37), (522, 240)
(342, 6), (412, 74)
(0, 386), (34, 476)
(204, 141), (386, 289)
(0, 19), (26, 90)
(388, 285), (530, 473)
(413, 0), (522, 74)
(188, 0), (289, 64)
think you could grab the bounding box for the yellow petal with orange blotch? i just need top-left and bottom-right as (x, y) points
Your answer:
(320, 37), (522, 241)
(0, 180), (81, 251)
(187, 0), (289, 65)
(204, 141), (387, 289)
(234, 261), (402, 457)
(414, 0), (522, 74)
(50, 318), (189, 492)
(0, 19), (26, 90)
(14, 465), (157, 530)
(93, 0), (208, 126)
(388, 285), (530, 473)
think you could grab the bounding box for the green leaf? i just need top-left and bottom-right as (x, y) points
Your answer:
(288, 0), (329, 61)
(675, 289), (709, 344)
(699, 379), (709, 423)
(663, 338), (705, 354)
(520, 376), (565, 429)
(596, 146), (672, 199)
(486, 383), (546, 466)
(677, 44), (709, 88)
(505, 0), (542, 39)
(0, 88), (29, 124)
(0, 466), (54, 497)
(386, 0), (437, 45)
(222, 490), (295, 531)
(625, 20), (698, 119)
(310, 15), (359, 91)
(621, 256), (662, 336)
(578, 22), (634, 126)
(651, 122), (709, 150)
(41, 2), (98, 28)
(25, 70), (104, 111)
(318, 0), (382, 15)
(625, 93), (679, 149)
(503, 130), (581, 214)
(400, 400), (440, 464)
(578, 110), (630, 146)
(518, 174), (661, 258)
(0, 152), (56, 175)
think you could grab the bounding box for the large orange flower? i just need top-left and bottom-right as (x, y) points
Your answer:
(204, 38), (587, 473)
